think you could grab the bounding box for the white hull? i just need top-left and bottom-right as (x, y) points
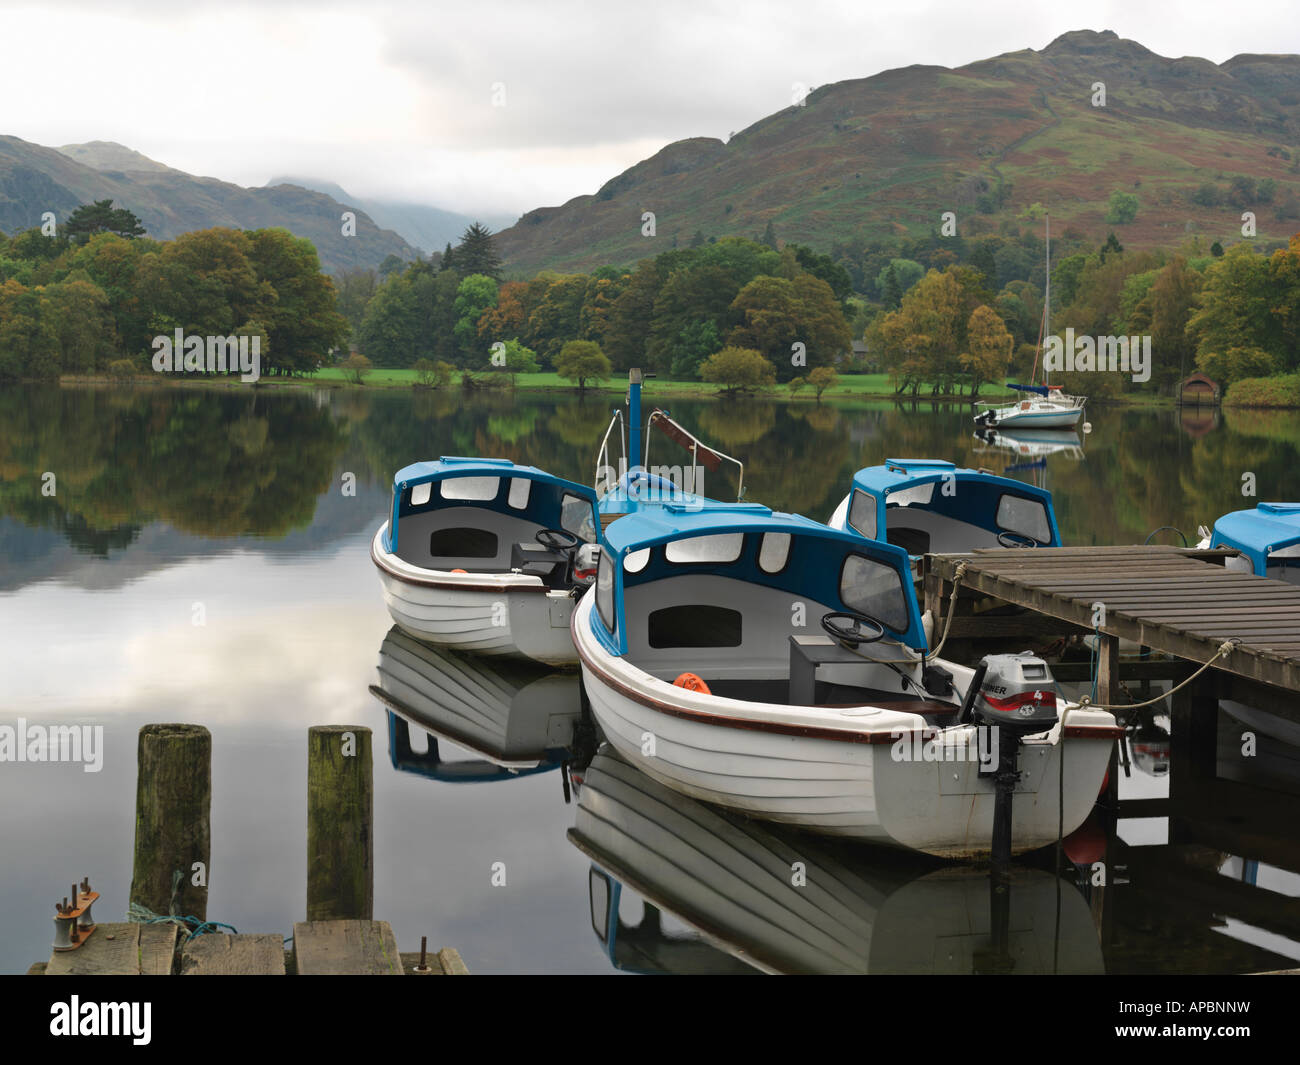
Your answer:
(573, 594), (1117, 857)
(371, 524), (578, 666)
(977, 405), (1084, 430)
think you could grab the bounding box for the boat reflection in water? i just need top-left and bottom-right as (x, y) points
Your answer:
(370, 625), (582, 782)
(570, 749), (1105, 974)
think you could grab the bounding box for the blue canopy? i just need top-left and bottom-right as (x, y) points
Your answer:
(387, 456), (598, 554)
(594, 501), (928, 653)
(845, 459), (1060, 548)
(1008, 383), (1051, 396)
(1211, 503), (1300, 575)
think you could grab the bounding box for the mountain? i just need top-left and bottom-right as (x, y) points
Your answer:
(494, 29), (1300, 275)
(0, 138), (418, 273)
(267, 174), (516, 256)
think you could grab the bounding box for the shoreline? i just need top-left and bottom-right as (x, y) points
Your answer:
(27, 371), (1232, 408)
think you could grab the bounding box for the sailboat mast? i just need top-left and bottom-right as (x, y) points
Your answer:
(1044, 213), (1051, 387)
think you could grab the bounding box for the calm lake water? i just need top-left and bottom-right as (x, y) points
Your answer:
(2, 383), (1299, 973)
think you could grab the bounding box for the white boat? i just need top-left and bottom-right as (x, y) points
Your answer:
(371, 372), (743, 666)
(975, 384), (1086, 430)
(1197, 503), (1300, 745)
(371, 456), (601, 666)
(370, 625), (581, 780)
(572, 500), (1120, 858)
(974, 213), (1086, 430)
(827, 457), (1061, 559)
(572, 748), (1105, 974)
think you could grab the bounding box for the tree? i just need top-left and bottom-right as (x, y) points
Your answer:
(554, 339), (612, 393)
(808, 365), (838, 401)
(452, 223), (502, 280)
(453, 273), (499, 362)
(787, 376), (808, 398)
(699, 346), (776, 395)
(1105, 191), (1139, 224)
(245, 228), (348, 375)
(960, 304), (1013, 398)
(334, 268), (378, 341)
(1188, 243), (1279, 373)
(64, 200), (146, 243)
(413, 358), (454, 388)
(340, 352), (372, 384)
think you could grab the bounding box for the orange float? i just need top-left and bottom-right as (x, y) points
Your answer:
(672, 672), (711, 694)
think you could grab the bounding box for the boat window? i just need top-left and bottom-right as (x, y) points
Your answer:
(596, 550), (616, 634)
(887, 482), (934, 507)
(758, 532), (792, 573)
(429, 527), (498, 558)
(441, 476), (499, 501)
(624, 548), (650, 573)
(410, 482), (432, 507)
(839, 553), (909, 633)
(508, 478), (531, 509)
(996, 494), (1050, 543)
(665, 533), (744, 564)
(648, 605), (742, 648)
(561, 493), (597, 542)
(848, 489), (877, 539)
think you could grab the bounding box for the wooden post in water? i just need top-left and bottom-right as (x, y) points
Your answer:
(307, 725), (373, 921)
(130, 723), (212, 921)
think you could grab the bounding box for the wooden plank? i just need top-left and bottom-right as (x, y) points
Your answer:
(46, 922), (177, 976)
(181, 933), (285, 975)
(293, 920), (403, 975)
(398, 947), (470, 974)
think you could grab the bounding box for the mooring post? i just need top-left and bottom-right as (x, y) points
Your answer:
(307, 725), (373, 921)
(130, 724), (212, 921)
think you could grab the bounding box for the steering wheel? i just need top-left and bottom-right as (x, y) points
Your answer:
(820, 611), (886, 647)
(535, 528), (581, 552)
(997, 530), (1039, 549)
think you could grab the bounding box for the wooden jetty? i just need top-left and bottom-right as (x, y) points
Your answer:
(29, 723), (468, 976)
(924, 545), (1300, 972)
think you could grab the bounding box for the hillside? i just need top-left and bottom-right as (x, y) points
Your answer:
(494, 29), (1300, 275)
(266, 174), (516, 256)
(0, 138), (418, 273)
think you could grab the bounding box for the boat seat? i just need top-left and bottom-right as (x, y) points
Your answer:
(886, 527), (930, 555)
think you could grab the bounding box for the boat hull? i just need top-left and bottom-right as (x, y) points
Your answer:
(978, 406), (1084, 429)
(371, 524), (578, 666)
(573, 594), (1118, 857)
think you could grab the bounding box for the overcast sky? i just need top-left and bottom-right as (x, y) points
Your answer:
(3, 1), (1299, 220)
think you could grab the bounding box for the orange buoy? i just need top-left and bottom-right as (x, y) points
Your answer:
(451, 568), (468, 573)
(672, 672), (711, 694)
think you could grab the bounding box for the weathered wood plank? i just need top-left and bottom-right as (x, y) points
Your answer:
(181, 933), (285, 975)
(46, 922), (177, 975)
(293, 920), (402, 975)
(397, 947), (470, 974)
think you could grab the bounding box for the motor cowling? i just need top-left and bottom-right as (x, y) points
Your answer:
(970, 652), (1059, 738)
(573, 543), (601, 585)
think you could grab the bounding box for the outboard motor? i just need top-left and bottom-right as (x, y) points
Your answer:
(967, 653), (1060, 865)
(572, 544), (601, 587)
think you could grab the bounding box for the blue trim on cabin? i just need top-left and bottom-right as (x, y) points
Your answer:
(591, 501), (928, 653)
(847, 459), (1061, 549)
(1211, 503), (1300, 575)
(387, 456), (599, 553)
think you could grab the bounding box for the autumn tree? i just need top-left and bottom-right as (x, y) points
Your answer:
(961, 304), (1013, 398)
(554, 339), (612, 394)
(699, 346), (776, 395)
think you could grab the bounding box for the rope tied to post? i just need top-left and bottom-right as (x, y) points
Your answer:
(126, 868), (237, 942)
(925, 560), (967, 664)
(1076, 637), (1240, 711)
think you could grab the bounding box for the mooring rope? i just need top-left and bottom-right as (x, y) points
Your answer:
(1076, 637), (1240, 711)
(126, 869), (237, 942)
(924, 560), (967, 663)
